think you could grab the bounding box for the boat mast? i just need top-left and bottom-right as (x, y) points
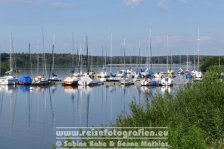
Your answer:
(149, 28), (153, 71)
(79, 43), (82, 73)
(166, 35), (169, 72)
(129, 49), (131, 65)
(193, 48), (196, 70)
(49, 35), (55, 79)
(42, 28), (47, 77)
(101, 47), (103, 68)
(170, 47), (172, 71)
(110, 31), (112, 73)
(29, 43), (33, 76)
(197, 27), (200, 71)
(147, 32), (150, 69)
(96, 54), (99, 70)
(72, 32), (75, 68)
(37, 54), (39, 75)
(137, 40), (141, 72)
(12, 35), (16, 74)
(89, 48), (91, 72)
(77, 45), (80, 73)
(52, 35), (55, 72)
(77, 47), (79, 71)
(186, 53), (189, 71)
(10, 33), (13, 73)
(123, 39), (126, 70)
(120, 45), (123, 68)
(86, 36), (89, 74)
(105, 43), (107, 68)
(179, 54), (181, 68)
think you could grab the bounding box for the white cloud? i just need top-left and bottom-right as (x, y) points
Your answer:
(123, 0), (143, 7)
(51, 1), (76, 9)
(157, 0), (168, 11)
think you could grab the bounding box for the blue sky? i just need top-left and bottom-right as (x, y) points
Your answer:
(0, 0), (224, 56)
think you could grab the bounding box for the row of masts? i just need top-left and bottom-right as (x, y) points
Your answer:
(0, 29), (202, 77)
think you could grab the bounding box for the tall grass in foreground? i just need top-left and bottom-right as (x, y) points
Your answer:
(117, 66), (224, 148)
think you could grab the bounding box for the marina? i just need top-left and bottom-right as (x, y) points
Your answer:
(0, 67), (183, 149)
(0, 0), (223, 148)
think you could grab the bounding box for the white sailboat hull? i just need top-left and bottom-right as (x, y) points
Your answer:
(0, 76), (17, 85)
(33, 76), (49, 85)
(161, 77), (173, 86)
(194, 71), (203, 81)
(78, 74), (101, 86)
(64, 76), (79, 86)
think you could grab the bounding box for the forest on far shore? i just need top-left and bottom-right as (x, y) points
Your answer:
(0, 53), (221, 74)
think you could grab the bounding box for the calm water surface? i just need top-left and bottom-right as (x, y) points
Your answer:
(0, 66), (187, 149)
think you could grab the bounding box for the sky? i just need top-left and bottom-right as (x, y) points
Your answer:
(0, 0), (224, 56)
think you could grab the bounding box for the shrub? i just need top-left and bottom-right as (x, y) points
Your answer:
(117, 67), (224, 148)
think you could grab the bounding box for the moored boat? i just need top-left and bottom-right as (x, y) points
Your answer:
(48, 73), (62, 84)
(64, 75), (79, 86)
(33, 75), (49, 85)
(161, 77), (173, 86)
(0, 33), (17, 85)
(0, 75), (17, 85)
(18, 76), (32, 85)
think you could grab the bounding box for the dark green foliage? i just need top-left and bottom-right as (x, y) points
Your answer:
(0, 53), (212, 71)
(200, 56), (224, 72)
(116, 66), (224, 148)
(0, 62), (9, 75)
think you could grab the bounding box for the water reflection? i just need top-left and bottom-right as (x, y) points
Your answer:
(0, 85), (16, 94)
(0, 93), (3, 120)
(140, 86), (153, 95)
(0, 84), (180, 149)
(19, 85), (31, 92)
(160, 86), (172, 94)
(27, 90), (32, 128)
(49, 87), (55, 130)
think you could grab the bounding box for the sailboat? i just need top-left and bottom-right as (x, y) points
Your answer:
(161, 35), (173, 86)
(0, 33), (17, 85)
(120, 39), (132, 86)
(64, 75), (79, 86)
(103, 32), (121, 86)
(185, 52), (193, 79)
(33, 29), (49, 85)
(140, 29), (158, 86)
(133, 40), (143, 84)
(64, 33), (79, 86)
(78, 36), (101, 86)
(193, 28), (203, 81)
(167, 36), (175, 77)
(177, 55), (184, 75)
(18, 43), (32, 85)
(96, 47), (109, 82)
(48, 36), (62, 84)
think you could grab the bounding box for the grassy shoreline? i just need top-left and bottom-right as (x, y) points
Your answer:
(116, 66), (224, 148)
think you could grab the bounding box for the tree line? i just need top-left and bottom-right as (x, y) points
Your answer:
(0, 52), (218, 74)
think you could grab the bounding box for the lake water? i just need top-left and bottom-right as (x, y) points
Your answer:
(0, 66), (188, 149)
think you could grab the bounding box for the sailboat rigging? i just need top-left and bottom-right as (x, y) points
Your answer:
(48, 35), (61, 84)
(18, 43), (33, 85)
(0, 33), (17, 85)
(33, 29), (49, 85)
